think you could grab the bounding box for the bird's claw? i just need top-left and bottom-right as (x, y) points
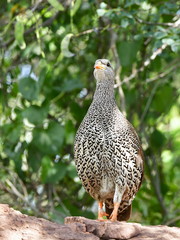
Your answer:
(98, 210), (109, 221)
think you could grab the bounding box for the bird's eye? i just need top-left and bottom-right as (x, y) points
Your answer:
(107, 62), (111, 67)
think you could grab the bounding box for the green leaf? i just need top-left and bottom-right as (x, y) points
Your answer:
(2, 123), (22, 144)
(120, 12), (133, 19)
(28, 145), (43, 171)
(70, 0), (82, 17)
(121, 18), (129, 28)
(65, 120), (75, 144)
(47, 0), (64, 11)
(32, 122), (65, 155)
(61, 78), (83, 92)
(41, 156), (67, 183)
(152, 85), (173, 112)
(100, 2), (107, 9)
(124, 0), (141, 7)
(67, 164), (77, 179)
(61, 33), (75, 57)
(15, 20), (26, 49)
(162, 38), (175, 46)
(154, 31), (167, 39)
(97, 9), (107, 17)
(171, 41), (180, 52)
(70, 102), (85, 122)
(18, 77), (39, 101)
(150, 129), (166, 150)
(13, 142), (26, 178)
(22, 104), (49, 125)
(118, 41), (141, 66)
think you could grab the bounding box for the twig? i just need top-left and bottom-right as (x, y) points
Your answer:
(114, 43), (168, 87)
(5, 179), (25, 200)
(75, 28), (102, 37)
(165, 216), (180, 226)
(140, 80), (161, 125)
(1, 11), (60, 48)
(74, 25), (113, 38)
(31, 0), (44, 12)
(145, 155), (168, 218)
(114, 16), (180, 88)
(134, 16), (180, 27)
(146, 61), (180, 83)
(139, 58), (180, 125)
(4, 178), (44, 217)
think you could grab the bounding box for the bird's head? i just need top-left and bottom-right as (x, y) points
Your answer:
(94, 59), (114, 83)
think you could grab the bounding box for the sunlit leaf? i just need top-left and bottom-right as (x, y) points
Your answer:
(70, 0), (82, 17)
(15, 19), (26, 49)
(41, 156), (67, 183)
(121, 18), (129, 28)
(97, 9), (107, 17)
(162, 38), (175, 45)
(171, 41), (180, 52)
(61, 33), (75, 57)
(47, 0), (64, 11)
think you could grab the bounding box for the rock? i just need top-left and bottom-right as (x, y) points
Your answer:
(65, 216), (142, 239)
(0, 204), (98, 240)
(65, 216), (180, 240)
(0, 204), (180, 240)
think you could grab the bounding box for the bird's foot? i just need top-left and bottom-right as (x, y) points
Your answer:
(109, 212), (117, 222)
(98, 201), (109, 221)
(109, 202), (120, 222)
(98, 210), (109, 221)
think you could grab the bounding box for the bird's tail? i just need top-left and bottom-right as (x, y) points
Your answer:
(105, 199), (132, 221)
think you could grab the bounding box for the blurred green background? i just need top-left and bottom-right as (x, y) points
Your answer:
(0, 0), (180, 226)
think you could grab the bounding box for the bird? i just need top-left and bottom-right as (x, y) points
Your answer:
(74, 59), (144, 221)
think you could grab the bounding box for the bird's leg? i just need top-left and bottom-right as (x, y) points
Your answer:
(109, 202), (120, 221)
(109, 185), (125, 221)
(98, 201), (109, 221)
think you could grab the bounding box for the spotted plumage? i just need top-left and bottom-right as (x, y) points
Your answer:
(74, 59), (144, 221)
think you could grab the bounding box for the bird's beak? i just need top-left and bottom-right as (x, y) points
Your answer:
(94, 62), (106, 70)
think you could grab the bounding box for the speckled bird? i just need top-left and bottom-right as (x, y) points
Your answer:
(74, 59), (144, 221)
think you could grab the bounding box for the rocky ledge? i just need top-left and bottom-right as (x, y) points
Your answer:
(0, 204), (179, 240)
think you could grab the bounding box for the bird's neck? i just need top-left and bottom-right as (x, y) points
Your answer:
(93, 80), (115, 105)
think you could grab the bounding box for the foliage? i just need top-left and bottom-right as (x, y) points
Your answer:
(0, 0), (180, 226)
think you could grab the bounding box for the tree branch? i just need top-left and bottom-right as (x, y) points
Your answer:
(165, 216), (180, 226)
(150, 156), (168, 217)
(145, 154), (169, 219)
(1, 11), (60, 48)
(140, 80), (161, 125)
(139, 59), (179, 126)
(134, 16), (180, 27)
(114, 43), (168, 87)
(114, 16), (180, 88)
(146, 60), (180, 83)
(74, 25), (113, 38)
